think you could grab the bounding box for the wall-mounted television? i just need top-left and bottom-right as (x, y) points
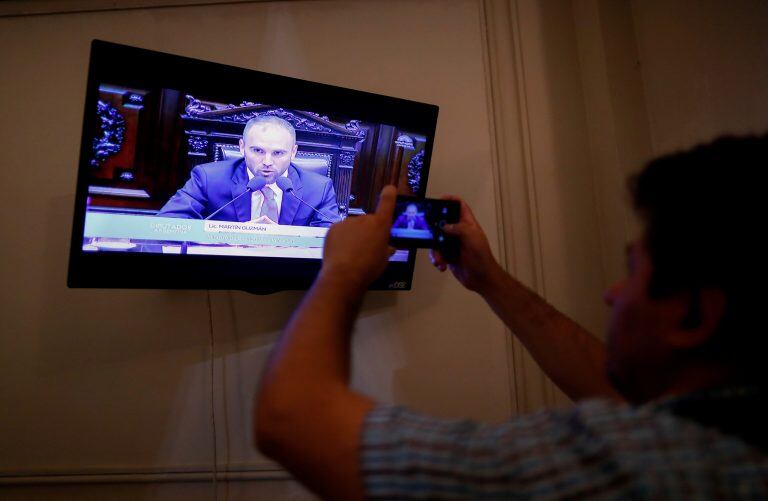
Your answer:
(68, 40), (438, 293)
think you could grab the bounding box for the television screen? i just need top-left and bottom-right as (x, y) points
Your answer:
(68, 41), (438, 292)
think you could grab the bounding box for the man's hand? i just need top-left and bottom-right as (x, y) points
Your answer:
(430, 195), (503, 293)
(251, 215), (277, 225)
(320, 185), (397, 289)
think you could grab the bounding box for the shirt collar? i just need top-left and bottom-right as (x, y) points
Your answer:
(653, 382), (763, 411)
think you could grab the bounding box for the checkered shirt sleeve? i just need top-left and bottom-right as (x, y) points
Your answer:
(361, 399), (768, 499)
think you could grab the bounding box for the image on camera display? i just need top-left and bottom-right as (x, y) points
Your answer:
(390, 197), (459, 248)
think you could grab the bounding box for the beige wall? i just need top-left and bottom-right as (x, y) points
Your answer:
(632, 0), (768, 154)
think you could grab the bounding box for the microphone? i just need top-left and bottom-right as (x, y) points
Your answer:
(204, 176), (267, 220)
(276, 177), (339, 224)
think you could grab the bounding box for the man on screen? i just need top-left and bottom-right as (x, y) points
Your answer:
(157, 116), (341, 227)
(392, 203), (428, 230)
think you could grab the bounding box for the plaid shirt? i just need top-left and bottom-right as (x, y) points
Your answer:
(361, 386), (768, 499)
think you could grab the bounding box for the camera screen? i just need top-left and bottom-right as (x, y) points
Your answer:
(390, 198), (457, 245)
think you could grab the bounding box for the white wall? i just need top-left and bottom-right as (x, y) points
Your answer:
(0, 0), (510, 497)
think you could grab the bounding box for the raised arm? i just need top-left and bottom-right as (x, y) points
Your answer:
(431, 196), (621, 402)
(254, 186), (397, 500)
(308, 176), (342, 227)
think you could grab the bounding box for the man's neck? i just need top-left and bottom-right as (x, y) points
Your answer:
(645, 361), (740, 404)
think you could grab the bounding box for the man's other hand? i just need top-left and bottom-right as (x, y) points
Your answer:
(430, 195), (502, 293)
(320, 185), (397, 289)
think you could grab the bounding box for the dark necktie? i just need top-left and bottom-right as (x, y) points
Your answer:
(260, 187), (279, 223)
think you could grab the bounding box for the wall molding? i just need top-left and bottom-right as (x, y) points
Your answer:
(479, 0), (566, 414)
(481, 0), (655, 413)
(0, 0), (306, 18)
(0, 467), (289, 486)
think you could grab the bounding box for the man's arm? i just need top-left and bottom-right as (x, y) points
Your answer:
(254, 186), (397, 499)
(431, 196), (621, 402)
(156, 166), (208, 219)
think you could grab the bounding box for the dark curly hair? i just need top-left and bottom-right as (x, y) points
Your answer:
(630, 133), (768, 374)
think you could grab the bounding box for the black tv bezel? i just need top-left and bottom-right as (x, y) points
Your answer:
(67, 40), (439, 293)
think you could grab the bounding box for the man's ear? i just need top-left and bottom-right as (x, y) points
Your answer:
(291, 144), (298, 160)
(239, 138), (245, 156)
(669, 288), (726, 349)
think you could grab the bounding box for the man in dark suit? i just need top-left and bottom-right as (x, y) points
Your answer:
(393, 203), (429, 230)
(157, 116), (340, 227)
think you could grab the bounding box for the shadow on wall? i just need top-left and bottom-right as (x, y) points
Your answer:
(38, 192), (354, 373)
(39, 195), (293, 373)
(33, 194), (309, 472)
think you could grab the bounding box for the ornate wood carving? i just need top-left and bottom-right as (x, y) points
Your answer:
(91, 100), (126, 168)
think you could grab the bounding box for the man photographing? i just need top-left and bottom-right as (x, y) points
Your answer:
(255, 134), (768, 498)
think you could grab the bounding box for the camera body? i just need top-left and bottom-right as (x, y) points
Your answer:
(389, 196), (460, 253)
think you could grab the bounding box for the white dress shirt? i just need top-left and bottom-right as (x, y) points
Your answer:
(247, 168), (287, 223)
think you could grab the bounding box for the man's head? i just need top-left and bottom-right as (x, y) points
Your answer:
(239, 116), (298, 185)
(604, 134), (768, 403)
(405, 204), (418, 219)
